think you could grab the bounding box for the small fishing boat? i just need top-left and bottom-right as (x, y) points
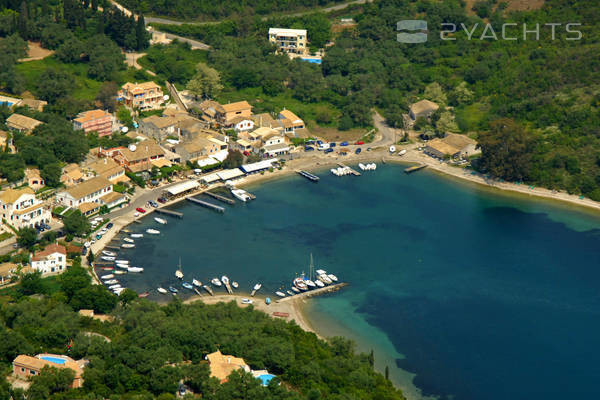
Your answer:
(138, 292), (150, 298)
(101, 274), (114, 279)
(154, 217), (167, 225)
(203, 285), (214, 295)
(168, 286), (178, 293)
(100, 267), (114, 270)
(104, 279), (118, 285)
(182, 282), (194, 290)
(101, 256), (116, 261)
(221, 276), (229, 285)
(194, 288), (202, 296)
(146, 229), (160, 235)
(157, 287), (168, 294)
(211, 278), (222, 286)
(319, 274), (332, 285)
(328, 274), (338, 282)
(114, 270), (126, 275)
(108, 284), (121, 289)
(286, 290), (294, 296)
(232, 281), (239, 289)
(315, 269), (327, 275)
(113, 287), (125, 295)
(127, 267), (144, 273)
(102, 250), (116, 257)
(130, 233), (143, 238)
(231, 188), (252, 202)
(253, 283), (262, 291)
(275, 291), (286, 297)
(123, 238), (134, 243)
(115, 259), (129, 264)
(192, 279), (202, 287)
(121, 243), (135, 248)
(291, 287), (300, 293)
(116, 264), (129, 270)
(315, 279), (325, 288)
(175, 258), (184, 279)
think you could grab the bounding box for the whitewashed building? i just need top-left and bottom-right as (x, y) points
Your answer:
(30, 244), (67, 276)
(56, 176), (113, 208)
(0, 188), (51, 230)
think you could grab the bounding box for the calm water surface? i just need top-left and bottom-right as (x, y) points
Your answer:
(103, 165), (600, 400)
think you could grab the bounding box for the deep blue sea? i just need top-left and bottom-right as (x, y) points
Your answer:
(102, 165), (600, 400)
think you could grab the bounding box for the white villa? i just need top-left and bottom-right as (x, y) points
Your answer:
(0, 188), (51, 230)
(30, 243), (67, 276)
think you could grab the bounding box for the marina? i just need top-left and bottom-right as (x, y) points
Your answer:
(338, 163), (361, 176)
(186, 197), (225, 213)
(278, 282), (348, 302)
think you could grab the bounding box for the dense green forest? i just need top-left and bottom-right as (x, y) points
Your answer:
(0, 264), (403, 399)
(120, 0), (347, 21)
(152, 0), (600, 198)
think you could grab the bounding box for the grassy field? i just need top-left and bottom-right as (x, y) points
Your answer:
(455, 102), (490, 133)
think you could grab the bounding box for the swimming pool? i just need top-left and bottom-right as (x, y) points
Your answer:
(40, 356), (66, 364)
(257, 374), (275, 386)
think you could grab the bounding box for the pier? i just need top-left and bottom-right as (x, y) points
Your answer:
(296, 170), (320, 182)
(155, 208), (183, 218)
(205, 191), (235, 204)
(277, 282), (348, 302)
(337, 163), (361, 176)
(404, 164), (427, 174)
(186, 197), (225, 213)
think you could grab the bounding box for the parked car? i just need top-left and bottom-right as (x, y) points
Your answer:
(106, 222), (114, 229)
(330, 142), (336, 147)
(340, 141), (349, 146)
(136, 207), (146, 213)
(157, 197), (167, 204)
(304, 146), (314, 151)
(81, 247), (88, 256)
(355, 140), (365, 145)
(355, 148), (362, 154)
(316, 140), (323, 145)
(149, 201), (159, 208)
(243, 150), (250, 156)
(324, 148), (334, 154)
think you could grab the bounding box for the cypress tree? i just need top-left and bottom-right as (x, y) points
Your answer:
(385, 366), (389, 381)
(17, 0), (28, 39)
(135, 14), (147, 51)
(368, 349), (374, 367)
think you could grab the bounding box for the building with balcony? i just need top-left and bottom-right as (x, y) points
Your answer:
(30, 243), (67, 276)
(268, 28), (309, 57)
(73, 109), (114, 137)
(0, 187), (51, 230)
(118, 82), (164, 110)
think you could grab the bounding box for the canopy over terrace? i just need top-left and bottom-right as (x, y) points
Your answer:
(240, 159), (278, 174)
(216, 169), (244, 181)
(164, 180), (200, 197)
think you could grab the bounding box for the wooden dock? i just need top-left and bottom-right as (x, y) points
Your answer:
(205, 191), (235, 204)
(404, 164), (427, 174)
(186, 197), (225, 213)
(296, 170), (320, 182)
(277, 282), (348, 302)
(202, 285), (214, 296)
(338, 163), (361, 176)
(155, 208), (183, 218)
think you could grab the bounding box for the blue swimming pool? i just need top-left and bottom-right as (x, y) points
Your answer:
(40, 356), (66, 364)
(257, 374), (275, 386)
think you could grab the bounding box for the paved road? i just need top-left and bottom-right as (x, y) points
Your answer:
(371, 110), (400, 148)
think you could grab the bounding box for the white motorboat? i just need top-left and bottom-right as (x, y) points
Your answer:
(232, 281), (239, 289)
(221, 276), (229, 285)
(104, 279), (118, 285)
(121, 243), (135, 248)
(123, 238), (134, 243)
(108, 284), (121, 289)
(146, 229), (160, 235)
(291, 287), (300, 293)
(253, 283), (262, 291)
(319, 274), (332, 285)
(275, 291), (286, 297)
(101, 274), (114, 279)
(116, 264), (129, 270)
(127, 267), (144, 273)
(154, 217), (167, 225)
(293, 277), (308, 291)
(315, 279), (325, 288)
(102, 250), (116, 257)
(115, 259), (129, 264)
(305, 279), (316, 288)
(231, 189), (251, 202)
(114, 270), (126, 275)
(157, 287), (167, 294)
(315, 269), (327, 275)
(130, 233), (143, 238)
(175, 270), (183, 279)
(286, 290), (294, 296)
(241, 298), (253, 304)
(101, 256), (115, 261)
(113, 287), (126, 295)
(327, 274), (338, 282)
(211, 278), (222, 286)
(192, 279), (202, 287)
(358, 163), (366, 171)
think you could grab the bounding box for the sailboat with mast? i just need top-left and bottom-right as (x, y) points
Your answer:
(175, 257), (184, 280)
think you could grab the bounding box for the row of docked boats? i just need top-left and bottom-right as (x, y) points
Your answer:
(330, 166), (353, 176)
(358, 162), (377, 171)
(275, 254), (339, 298)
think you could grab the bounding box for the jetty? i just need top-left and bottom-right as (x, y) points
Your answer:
(296, 170), (320, 182)
(337, 163), (361, 176)
(186, 197), (225, 213)
(205, 191), (235, 204)
(202, 285), (214, 296)
(154, 208), (183, 218)
(404, 164), (427, 174)
(278, 282), (348, 302)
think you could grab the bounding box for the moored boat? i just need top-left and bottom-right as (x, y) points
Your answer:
(115, 259), (129, 264)
(315, 279), (325, 288)
(275, 291), (286, 297)
(293, 277), (308, 291)
(121, 243), (135, 248)
(157, 287), (167, 294)
(108, 284), (121, 289)
(319, 274), (332, 284)
(138, 292), (150, 298)
(168, 286), (178, 293)
(231, 188), (252, 202)
(101, 256), (115, 261)
(104, 279), (118, 285)
(265, 297), (271, 305)
(101, 274), (114, 279)
(211, 278), (222, 286)
(182, 282), (194, 290)
(253, 283), (262, 291)
(286, 290), (294, 296)
(328, 274), (338, 282)
(305, 279), (316, 288)
(232, 281), (239, 289)
(123, 238), (134, 243)
(146, 229), (160, 235)
(175, 258), (184, 279)
(192, 279), (202, 287)
(315, 269), (327, 275)
(102, 250), (116, 257)
(116, 263), (129, 269)
(113, 287), (125, 295)
(221, 275), (229, 285)
(127, 267), (144, 273)
(114, 270), (126, 275)
(154, 217), (167, 224)
(291, 286), (300, 293)
(130, 233), (143, 238)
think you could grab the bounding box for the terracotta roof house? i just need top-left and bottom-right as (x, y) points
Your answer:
(6, 113), (43, 133)
(217, 101), (252, 125)
(110, 140), (168, 173)
(174, 136), (220, 163)
(24, 168), (44, 190)
(229, 115), (255, 132)
(30, 243), (67, 276)
(409, 100), (439, 121)
(118, 82), (164, 110)
(424, 133), (478, 159)
(205, 350), (250, 383)
(88, 158), (128, 184)
(138, 114), (192, 142)
(60, 164), (85, 187)
(0, 187), (51, 230)
(73, 109), (113, 137)
(19, 98), (47, 112)
(252, 113), (283, 131)
(277, 109), (305, 136)
(56, 176), (113, 208)
(13, 354), (85, 388)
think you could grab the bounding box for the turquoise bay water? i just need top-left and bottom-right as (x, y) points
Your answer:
(106, 165), (600, 400)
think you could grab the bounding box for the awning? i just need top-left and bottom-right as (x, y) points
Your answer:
(216, 169), (244, 180)
(165, 180), (199, 196)
(211, 150), (229, 162)
(240, 159), (278, 173)
(201, 173), (220, 183)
